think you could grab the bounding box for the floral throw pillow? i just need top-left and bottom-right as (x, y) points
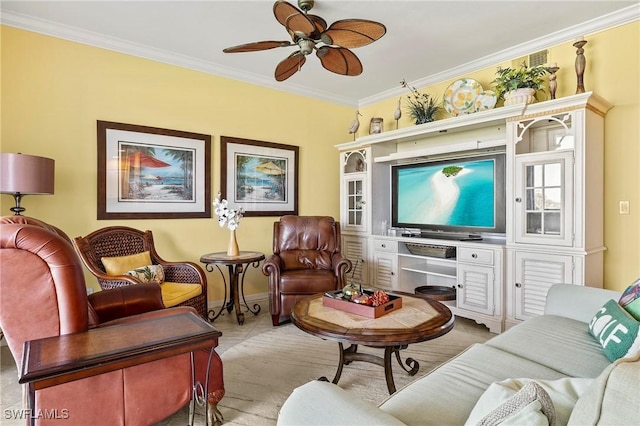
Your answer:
(619, 278), (640, 321)
(125, 264), (164, 284)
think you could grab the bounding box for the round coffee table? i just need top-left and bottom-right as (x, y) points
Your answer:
(291, 292), (454, 394)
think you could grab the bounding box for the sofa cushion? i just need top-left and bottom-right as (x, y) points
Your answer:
(160, 282), (202, 308)
(465, 377), (593, 426)
(567, 351), (640, 425)
(278, 380), (406, 426)
(486, 315), (610, 377)
(588, 299), (640, 362)
(379, 344), (569, 426)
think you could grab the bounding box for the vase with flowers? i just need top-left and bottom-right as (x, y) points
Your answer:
(400, 79), (441, 125)
(213, 193), (244, 256)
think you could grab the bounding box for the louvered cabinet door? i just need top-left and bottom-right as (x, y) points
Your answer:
(457, 264), (495, 315)
(373, 252), (396, 291)
(513, 251), (573, 321)
(342, 235), (369, 286)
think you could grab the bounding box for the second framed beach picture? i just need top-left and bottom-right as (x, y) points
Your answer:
(221, 136), (298, 217)
(97, 121), (211, 219)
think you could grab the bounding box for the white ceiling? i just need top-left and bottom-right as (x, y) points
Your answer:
(2, 1), (638, 106)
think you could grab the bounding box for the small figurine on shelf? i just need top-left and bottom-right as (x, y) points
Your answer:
(348, 110), (362, 141)
(393, 97), (402, 129)
(548, 62), (560, 99)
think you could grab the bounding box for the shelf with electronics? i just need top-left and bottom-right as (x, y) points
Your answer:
(337, 91), (611, 334)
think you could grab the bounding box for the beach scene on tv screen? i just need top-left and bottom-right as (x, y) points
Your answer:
(397, 159), (495, 228)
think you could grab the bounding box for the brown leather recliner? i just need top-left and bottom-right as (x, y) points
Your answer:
(262, 216), (352, 326)
(0, 216), (224, 426)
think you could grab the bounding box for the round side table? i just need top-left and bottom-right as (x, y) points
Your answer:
(200, 251), (265, 325)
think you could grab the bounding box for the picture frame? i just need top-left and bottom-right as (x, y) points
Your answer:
(221, 136), (298, 217)
(97, 121), (211, 219)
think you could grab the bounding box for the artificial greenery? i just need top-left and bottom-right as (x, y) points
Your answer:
(401, 79), (441, 124)
(492, 62), (552, 100)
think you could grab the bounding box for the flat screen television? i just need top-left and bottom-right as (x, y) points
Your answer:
(391, 153), (506, 239)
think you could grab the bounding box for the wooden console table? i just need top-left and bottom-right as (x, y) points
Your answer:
(19, 311), (221, 426)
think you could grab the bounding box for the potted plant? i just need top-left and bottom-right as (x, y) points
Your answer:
(401, 79), (442, 124)
(492, 62), (552, 105)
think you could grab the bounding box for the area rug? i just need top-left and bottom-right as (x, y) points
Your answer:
(213, 322), (489, 425)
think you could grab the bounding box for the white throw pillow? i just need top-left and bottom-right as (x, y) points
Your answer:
(465, 377), (594, 426)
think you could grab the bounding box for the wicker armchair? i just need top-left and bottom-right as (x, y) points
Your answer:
(74, 226), (208, 318)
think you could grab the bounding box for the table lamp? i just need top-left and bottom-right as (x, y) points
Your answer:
(0, 153), (55, 215)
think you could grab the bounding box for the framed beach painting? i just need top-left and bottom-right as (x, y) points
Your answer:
(221, 136), (298, 217)
(97, 121), (211, 219)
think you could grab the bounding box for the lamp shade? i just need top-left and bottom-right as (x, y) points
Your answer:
(0, 153), (55, 195)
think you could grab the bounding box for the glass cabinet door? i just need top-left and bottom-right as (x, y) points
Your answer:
(342, 149), (369, 232)
(515, 151), (573, 246)
(345, 176), (366, 228)
(524, 161), (562, 235)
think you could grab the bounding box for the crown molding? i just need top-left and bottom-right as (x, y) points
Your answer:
(2, 5), (637, 108)
(0, 11), (356, 107)
(359, 4), (640, 107)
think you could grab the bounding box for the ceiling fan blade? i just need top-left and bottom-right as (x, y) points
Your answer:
(223, 40), (293, 53)
(321, 19), (387, 48)
(307, 14), (328, 35)
(273, 0), (315, 36)
(275, 51), (307, 81)
(316, 46), (363, 76)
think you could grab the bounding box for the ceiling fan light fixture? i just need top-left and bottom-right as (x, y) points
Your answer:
(299, 39), (315, 55)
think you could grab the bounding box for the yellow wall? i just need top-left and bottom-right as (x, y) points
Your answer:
(2, 20), (638, 297)
(0, 26), (353, 298)
(358, 22), (640, 292)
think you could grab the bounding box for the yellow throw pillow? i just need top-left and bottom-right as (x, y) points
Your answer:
(101, 251), (152, 276)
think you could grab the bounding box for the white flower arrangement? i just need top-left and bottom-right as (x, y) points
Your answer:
(213, 193), (244, 231)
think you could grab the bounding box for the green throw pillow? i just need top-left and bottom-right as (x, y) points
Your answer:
(588, 299), (640, 362)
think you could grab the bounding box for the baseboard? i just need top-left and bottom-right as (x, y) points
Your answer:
(207, 291), (269, 308)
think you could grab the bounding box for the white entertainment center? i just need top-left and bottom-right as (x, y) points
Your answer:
(337, 92), (612, 333)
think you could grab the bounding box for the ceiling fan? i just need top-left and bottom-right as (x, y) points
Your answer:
(223, 0), (386, 81)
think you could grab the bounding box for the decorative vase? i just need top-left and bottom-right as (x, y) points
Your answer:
(504, 88), (536, 106)
(227, 229), (239, 256)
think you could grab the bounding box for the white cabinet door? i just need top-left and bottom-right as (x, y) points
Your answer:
(514, 151), (574, 246)
(373, 252), (396, 291)
(513, 251), (574, 321)
(457, 263), (495, 315)
(342, 235), (369, 286)
(342, 173), (368, 233)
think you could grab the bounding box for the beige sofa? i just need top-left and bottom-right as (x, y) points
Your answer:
(278, 284), (639, 425)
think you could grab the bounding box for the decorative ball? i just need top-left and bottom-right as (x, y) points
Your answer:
(342, 282), (360, 301)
